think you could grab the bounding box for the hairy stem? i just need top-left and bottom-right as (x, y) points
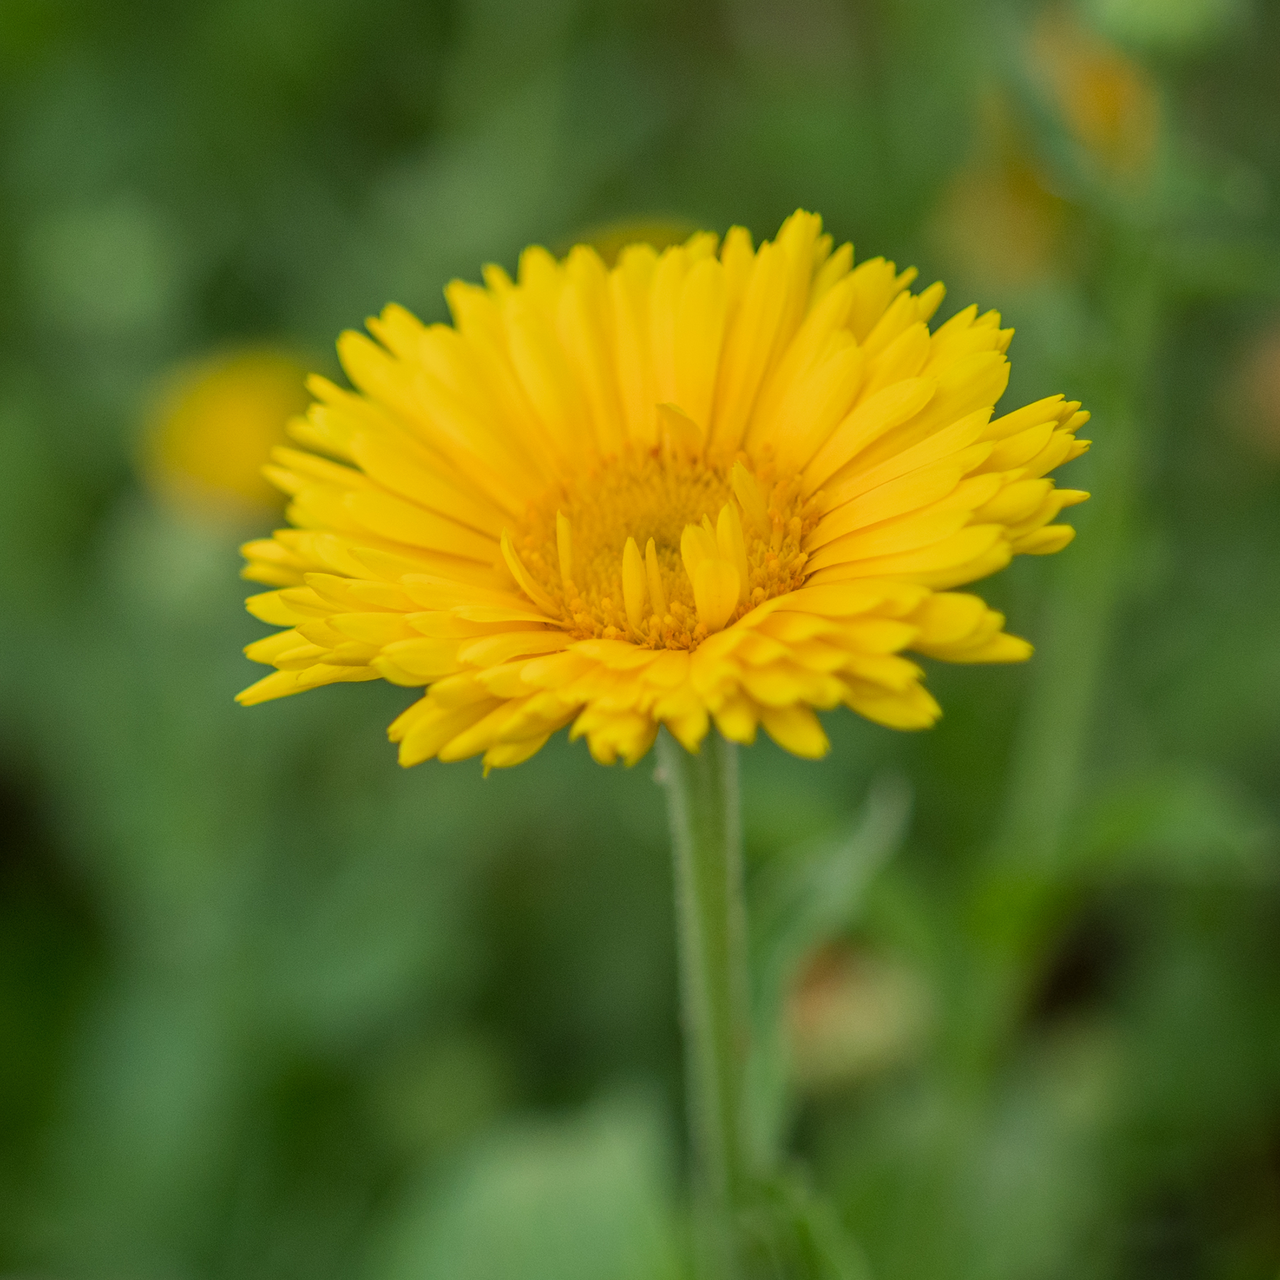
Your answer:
(657, 728), (750, 1280)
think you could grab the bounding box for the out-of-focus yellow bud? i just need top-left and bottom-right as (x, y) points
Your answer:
(929, 91), (1072, 289)
(573, 216), (699, 267)
(142, 348), (311, 518)
(932, 154), (1070, 288)
(1029, 10), (1161, 180)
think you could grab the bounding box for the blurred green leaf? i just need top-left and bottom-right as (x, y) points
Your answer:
(1071, 765), (1274, 881)
(741, 1170), (873, 1280)
(745, 776), (912, 1167)
(1083, 0), (1248, 52)
(365, 1094), (685, 1280)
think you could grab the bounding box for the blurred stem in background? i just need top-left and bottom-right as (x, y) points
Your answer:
(966, 221), (1164, 1070)
(657, 729), (750, 1280)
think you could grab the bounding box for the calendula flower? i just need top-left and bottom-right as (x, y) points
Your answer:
(145, 349), (311, 516)
(238, 211), (1089, 769)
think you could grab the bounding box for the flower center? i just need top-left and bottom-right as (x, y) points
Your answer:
(507, 441), (819, 649)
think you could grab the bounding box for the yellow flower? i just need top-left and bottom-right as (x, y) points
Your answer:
(238, 211), (1090, 769)
(144, 349), (311, 516)
(932, 154), (1070, 289)
(575, 216), (698, 267)
(929, 91), (1073, 290)
(1029, 10), (1160, 179)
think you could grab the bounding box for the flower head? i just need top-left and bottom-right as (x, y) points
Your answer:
(239, 211), (1089, 768)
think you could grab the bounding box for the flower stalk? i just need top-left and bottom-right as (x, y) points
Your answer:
(657, 728), (751, 1280)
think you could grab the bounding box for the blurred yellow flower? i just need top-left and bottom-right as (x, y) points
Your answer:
(238, 211), (1090, 769)
(930, 90), (1072, 289)
(932, 155), (1070, 288)
(578, 216), (698, 267)
(144, 349), (311, 516)
(1030, 10), (1160, 178)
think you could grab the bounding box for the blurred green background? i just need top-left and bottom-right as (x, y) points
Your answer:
(2, 0), (1280, 1276)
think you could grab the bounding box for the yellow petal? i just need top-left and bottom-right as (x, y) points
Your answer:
(674, 256), (728, 431)
(645, 537), (668, 617)
(716, 503), (750, 601)
(556, 510), (574, 586)
(692, 558), (740, 632)
(759, 704), (830, 758)
(622, 536), (648, 633)
(657, 401), (704, 458)
(500, 530), (559, 615)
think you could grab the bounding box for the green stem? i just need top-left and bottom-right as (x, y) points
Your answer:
(657, 728), (750, 1280)
(993, 237), (1158, 880)
(959, 230), (1163, 1075)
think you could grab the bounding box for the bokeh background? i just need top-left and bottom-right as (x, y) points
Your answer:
(3, 0), (1280, 1276)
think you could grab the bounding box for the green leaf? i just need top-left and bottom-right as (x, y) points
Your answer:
(744, 775), (912, 1168)
(365, 1093), (685, 1280)
(739, 1169), (873, 1280)
(1071, 764), (1274, 881)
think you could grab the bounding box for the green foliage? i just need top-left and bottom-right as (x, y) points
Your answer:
(368, 1094), (683, 1280)
(2, 0), (1280, 1277)
(745, 776), (912, 1168)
